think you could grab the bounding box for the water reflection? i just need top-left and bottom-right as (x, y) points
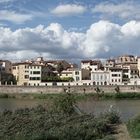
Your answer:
(78, 99), (140, 121)
(0, 98), (140, 121)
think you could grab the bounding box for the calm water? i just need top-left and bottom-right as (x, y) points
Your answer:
(0, 98), (140, 121)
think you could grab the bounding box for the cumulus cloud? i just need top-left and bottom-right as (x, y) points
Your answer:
(0, 20), (140, 61)
(92, 1), (140, 20)
(51, 4), (86, 17)
(0, 10), (33, 24)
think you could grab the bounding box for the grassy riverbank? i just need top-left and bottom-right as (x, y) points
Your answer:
(1, 92), (140, 101)
(0, 94), (121, 140)
(127, 114), (140, 139)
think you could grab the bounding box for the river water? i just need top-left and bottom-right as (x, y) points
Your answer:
(0, 98), (140, 121)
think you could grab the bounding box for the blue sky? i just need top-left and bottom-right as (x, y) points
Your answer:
(0, 0), (140, 61)
(1, 0), (139, 30)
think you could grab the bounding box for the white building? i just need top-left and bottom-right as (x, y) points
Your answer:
(91, 70), (110, 85)
(104, 59), (115, 71)
(109, 67), (123, 85)
(60, 70), (73, 79)
(72, 69), (82, 82)
(81, 60), (102, 71)
(28, 64), (42, 86)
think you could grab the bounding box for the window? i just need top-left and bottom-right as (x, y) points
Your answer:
(76, 76), (79, 81)
(13, 66), (16, 70)
(37, 77), (40, 80)
(24, 75), (29, 79)
(30, 77), (40, 80)
(75, 71), (79, 75)
(105, 75), (107, 80)
(112, 74), (118, 77)
(33, 71), (40, 74)
(93, 75), (95, 80)
(25, 65), (29, 69)
(96, 75), (99, 80)
(100, 75), (103, 80)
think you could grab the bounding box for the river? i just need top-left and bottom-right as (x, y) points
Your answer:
(0, 98), (140, 121)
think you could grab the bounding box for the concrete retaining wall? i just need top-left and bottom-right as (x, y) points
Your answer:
(0, 85), (140, 94)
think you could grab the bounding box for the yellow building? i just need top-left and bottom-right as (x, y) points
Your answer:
(12, 62), (31, 85)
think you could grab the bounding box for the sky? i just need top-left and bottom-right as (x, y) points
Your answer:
(0, 0), (140, 62)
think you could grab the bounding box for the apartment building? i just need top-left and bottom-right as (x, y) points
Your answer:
(12, 62), (30, 85)
(28, 64), (43, 86)
(115, 55), (137, 68)
(9, 54), (140, 86)
(60, 70), (73, 79)
(91, 70), (110, 85)
(109, 67), (123, 85)
(104, 59), (115, 71)
(137, 57), (140, 76)
(0, 60), (12, 74)
(72, 69), (82, 82)
(81, 60), (102, 71)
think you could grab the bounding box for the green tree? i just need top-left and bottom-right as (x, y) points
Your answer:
(0, 72), (17, 85)
(57, 63), (64, 75)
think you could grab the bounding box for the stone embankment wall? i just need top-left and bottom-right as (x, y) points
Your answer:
(0, 85), (140, 94)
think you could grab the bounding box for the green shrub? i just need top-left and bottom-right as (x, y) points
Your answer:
(0, 105), (120, 140)
(0, 94), (9, 98)
(127, 114), (140, 138)
(54, 93), (76, 115)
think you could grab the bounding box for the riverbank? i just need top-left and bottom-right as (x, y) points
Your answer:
(0, 85), (140, 94)
(1, 92), (140, 101)
(127, 114), (140, 139)
(0, 105), (121, 140)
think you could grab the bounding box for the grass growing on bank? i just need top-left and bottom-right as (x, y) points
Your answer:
(127, 114), (140, 138)
(1, 92), (140, 101)
(0, 94), (121, 140)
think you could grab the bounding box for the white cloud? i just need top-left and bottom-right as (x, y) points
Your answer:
(51, 4), (86, 17)
(0, 0), (16, 3)
(92, 1), (140, 20)
(0, 10), (33, 24)
(0, 20), (140, 61)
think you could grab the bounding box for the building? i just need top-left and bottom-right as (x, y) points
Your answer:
(72, 69), (82, 82)
(28, 64), (43, 86)
(109, 67), (123, 85)
(115, 55), (137, 68)
(91, 70), (110, 86)
(81, 60), (102, 71)
(0, 60), (12, 74)
(104, 59), (115, 71)
(137, 57), (140, 76)
(12, 62), (31, 86)
(60, 70), (73, 79)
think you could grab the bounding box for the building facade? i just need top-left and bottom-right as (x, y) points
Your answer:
(91, 70), (110, 85)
